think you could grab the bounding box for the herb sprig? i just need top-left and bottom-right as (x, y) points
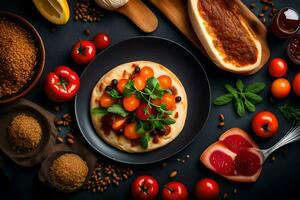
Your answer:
(213, 80), (265, 117)
(278, 103), (300, 124)
(91, 104), (128, 117)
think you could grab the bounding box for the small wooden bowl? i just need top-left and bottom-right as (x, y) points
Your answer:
(0, 11), (45, 105)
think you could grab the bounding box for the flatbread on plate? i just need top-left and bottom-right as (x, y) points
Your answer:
(90, 61), (188, 153)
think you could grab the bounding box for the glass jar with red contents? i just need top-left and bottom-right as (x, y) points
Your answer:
(288, 34), (300, 65)
(271, 7), (300, 38)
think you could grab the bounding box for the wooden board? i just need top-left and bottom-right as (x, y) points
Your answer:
(149, 0), (205, 52)
(117, 0), (158, 33)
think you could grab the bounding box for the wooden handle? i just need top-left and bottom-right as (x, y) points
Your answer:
(149, 0), (205, 52)
(117, 0), (158, 33)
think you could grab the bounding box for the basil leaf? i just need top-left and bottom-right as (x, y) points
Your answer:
(136, 120), (146, 134)
(163, 118), (176, 125)
(140, 134), (151, 149)
(213, 94), (234, 106)
(123, 80), (136, 97)
(235, 98), (245, 117)
(147, 77), (159, 90)
(245, 83), (265, 93)
(107, 89), (122, 99)
(91, 107), (108, 115)
(244, 92), (263, 104)
(244, 99), (255, 112)
(236, 79), (244, 92)
(225, 84), (238, 98)
(107, 104), (128, 117)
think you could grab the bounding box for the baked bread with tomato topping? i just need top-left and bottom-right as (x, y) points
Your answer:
(188, 0), (270, 75)
(90, 61), (188, 153)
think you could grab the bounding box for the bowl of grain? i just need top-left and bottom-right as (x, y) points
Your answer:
(0, 11), (45, 105)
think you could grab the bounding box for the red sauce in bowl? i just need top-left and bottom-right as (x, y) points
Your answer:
(288, 34), (300, 65)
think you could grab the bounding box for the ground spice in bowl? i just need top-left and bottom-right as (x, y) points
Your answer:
(0, 17), (38, 98)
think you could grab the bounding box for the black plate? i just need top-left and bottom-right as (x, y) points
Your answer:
(74, 37), (211, 164)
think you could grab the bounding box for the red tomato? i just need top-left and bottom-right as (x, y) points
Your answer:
(158, 75), (172, 89)
(161, 93), (176, 110)
(136, 103), (155, 120)
(140, 66), (154, 80)
(293, 72), (300, 96)
(123, 94), (141, 111)
(112, 116), (127, 131)
(124, 122), (140, 140)
(131, 175), (159, 200)
(71, 40), (96, 65)
(162, 182), (189, 200)
(93, 33), (110, 50)
(270, 78), (291, 99)
(251, 111), (279, 138)
(133, 75), (146, 90)
(117, 79), (128, 94)
(195, 178), (220, 200)
(268, 58), (288, 78)
(99, 93), (115, 108)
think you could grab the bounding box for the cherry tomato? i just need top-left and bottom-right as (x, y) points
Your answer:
(124, 122), (140, 140)
(112, 116), (127, 131)
(131, 175), (159, 200)
(93, 33), (110, 50)
(140, 66), (154, 80)
(162, 181), (189, 200)
(151, 99), (161, 107)
(136, 103), (155, 120)
(251, 111), (279, 138)
(117, 79), (128, 94)
(293, 72), (300, 96)
(133, 75), (146, 91)
(99, 93), (115, 108)
(161, 93), (176, 110)
(71, 40), (96, 65)
(123, 94), (141, 111)
(158, 75), (172, 89)
(268, 58), (288, 78)
(195, 178), (220, 200)
(270, 78), (291, 99)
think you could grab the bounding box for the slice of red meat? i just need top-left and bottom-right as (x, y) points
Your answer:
(209, 150), (235, 175)
(222, 135), (253, 154)
(234, 149), (262, 176)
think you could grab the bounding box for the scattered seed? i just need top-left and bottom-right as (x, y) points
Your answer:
(271, 155), (276, 161)
(223, 192), (228, 199)
(169, 170), (178, 178)
(161, 162), (167, 168)
(218, 121), (225, 127)
(259, 13), (265, 18)
(67, 138), (74, 145)
(186, 155), (190, 159)
(177, 158), (181, 162)
(249, 3), (256, 9)
(54, 105), (60, 112)
(56, 136), (64, 144)
(233, 188), (239, 195)
(219, 113), (225, 122)
(67, 133), (75, 140)
(262, 5), (270, 12)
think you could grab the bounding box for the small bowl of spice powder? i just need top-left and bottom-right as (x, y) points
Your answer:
(0, 11), (45, 104)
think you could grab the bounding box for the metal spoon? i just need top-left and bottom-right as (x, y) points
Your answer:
(259, 124), (300, 162)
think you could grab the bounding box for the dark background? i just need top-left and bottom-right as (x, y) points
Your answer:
(0, 0), (299, 199)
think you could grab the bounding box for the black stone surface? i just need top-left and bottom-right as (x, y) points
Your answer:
(0, 0), (300, 199)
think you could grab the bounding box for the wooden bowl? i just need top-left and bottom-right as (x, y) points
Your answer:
(0, 11), (45, 105)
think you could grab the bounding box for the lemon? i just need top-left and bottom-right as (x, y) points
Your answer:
(33, 0), (70, 25)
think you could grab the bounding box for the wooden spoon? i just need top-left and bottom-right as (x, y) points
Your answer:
(148, 0), (205, 52)
(117, 0), (158, 33)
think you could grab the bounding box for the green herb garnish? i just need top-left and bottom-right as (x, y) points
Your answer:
(107, 89), (122, 99)
(91, 104), (128, 117)
(213, 80), (265, 117)
(278, 103), (300, 123)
